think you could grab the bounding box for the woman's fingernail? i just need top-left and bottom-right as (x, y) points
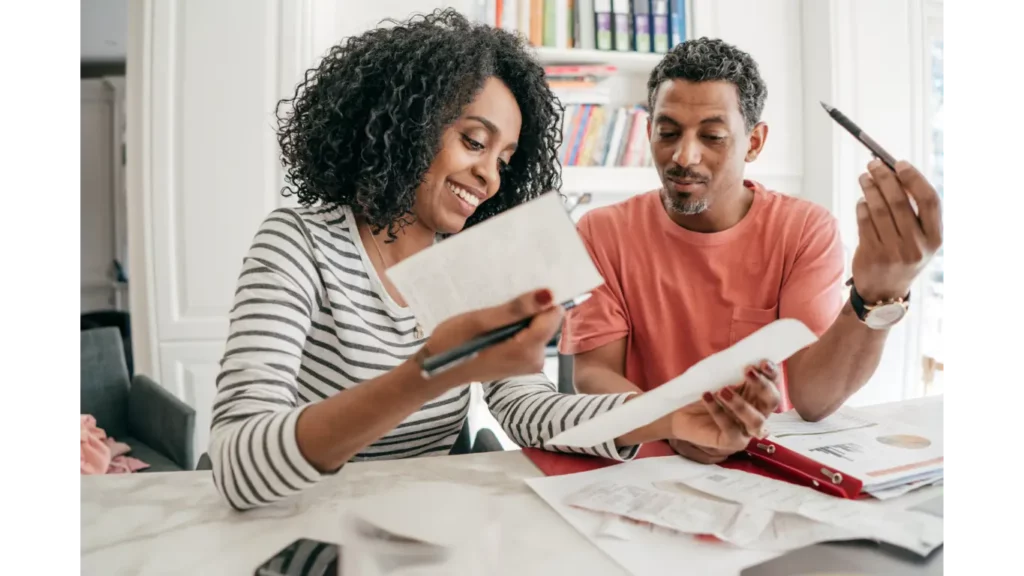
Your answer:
(535, 289), (553, 305)
(702, 392), (714, 403)
(720, 388), (734, 401)
(762, 361), (777, 376)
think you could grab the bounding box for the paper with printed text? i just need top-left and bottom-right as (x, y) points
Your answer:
(546, 319), (818, 448)
(386, 192), (604, 334)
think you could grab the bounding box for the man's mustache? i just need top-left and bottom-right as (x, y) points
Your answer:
(665, 166), (710, 183)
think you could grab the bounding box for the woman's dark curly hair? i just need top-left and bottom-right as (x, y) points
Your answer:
(275, 8), (563, 239)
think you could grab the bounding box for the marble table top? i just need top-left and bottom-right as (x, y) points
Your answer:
(82, 450), (631, 575)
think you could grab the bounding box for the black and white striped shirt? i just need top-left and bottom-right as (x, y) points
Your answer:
(210, 205), (639, 510)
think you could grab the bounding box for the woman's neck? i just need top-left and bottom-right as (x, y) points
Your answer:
(363, 218), (435, 265)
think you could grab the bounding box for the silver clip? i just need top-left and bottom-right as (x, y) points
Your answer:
(821, 467), (843, 484)
(756, 442), (776, 454)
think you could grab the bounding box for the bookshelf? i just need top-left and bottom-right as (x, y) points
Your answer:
(472, 1), (694, 198)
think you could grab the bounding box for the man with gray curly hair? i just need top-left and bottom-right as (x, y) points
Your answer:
(560, 38), (943, 464)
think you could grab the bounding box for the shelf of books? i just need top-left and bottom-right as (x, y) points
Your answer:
(474, 1), (689, 57)
(471, 0), (692, 195)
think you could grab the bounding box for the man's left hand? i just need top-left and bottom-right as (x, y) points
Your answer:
(852, 159), (944, 303)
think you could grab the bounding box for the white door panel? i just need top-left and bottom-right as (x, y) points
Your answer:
(159, 341), (224, 468)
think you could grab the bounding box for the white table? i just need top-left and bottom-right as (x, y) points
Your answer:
(81, 398), (943, 575)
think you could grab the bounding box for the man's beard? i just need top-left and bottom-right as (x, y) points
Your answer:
(662, 165), (712, 215)
(665, 194), (710, 215)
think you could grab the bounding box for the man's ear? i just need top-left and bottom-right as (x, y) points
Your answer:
(745, 122), (769, 162)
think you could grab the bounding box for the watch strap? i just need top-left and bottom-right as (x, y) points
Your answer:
(847, 279), (911, 322)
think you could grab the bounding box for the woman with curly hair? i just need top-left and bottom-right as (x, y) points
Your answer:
(209, 9), (777, 510)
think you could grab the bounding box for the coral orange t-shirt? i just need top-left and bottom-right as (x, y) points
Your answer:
(559, 181), (846, 411)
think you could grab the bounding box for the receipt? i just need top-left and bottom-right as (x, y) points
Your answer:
(675, 467), (944, 557)
(546, 319), (818, 448)
(565, 481), (772, 546)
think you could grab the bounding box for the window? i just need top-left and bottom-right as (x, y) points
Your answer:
(918, 2), (944, 396)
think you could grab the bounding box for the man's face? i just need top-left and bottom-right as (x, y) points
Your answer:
(647, 79), (765, 217)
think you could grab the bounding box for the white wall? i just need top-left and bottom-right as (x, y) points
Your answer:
(81, 80), (116, 312)
(82, 0), (128, 62)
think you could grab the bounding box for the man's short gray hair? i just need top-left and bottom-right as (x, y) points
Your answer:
(647, 37), (767, 132)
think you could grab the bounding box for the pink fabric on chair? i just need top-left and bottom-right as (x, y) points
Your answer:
(81, 415), (149, 475)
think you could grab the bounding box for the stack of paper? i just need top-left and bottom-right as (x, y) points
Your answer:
(763, 402), (943, 500)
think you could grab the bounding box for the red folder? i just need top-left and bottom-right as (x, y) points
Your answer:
(522, 437), (865, 499)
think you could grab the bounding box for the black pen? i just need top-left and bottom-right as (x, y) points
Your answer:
(419, 293), (593, 379)
(820, 101), (897, 171)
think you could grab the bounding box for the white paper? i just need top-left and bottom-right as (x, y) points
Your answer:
(525, 456), (869, 574)
(546, 318), (818, 448)
(866, 472), (944, 500)
(676, 466), (944, 557)
(385, 192), (604, 333)
(765, 405), (943, 490)
(564, 480), (772, 546)
(525, 401), (946, 576)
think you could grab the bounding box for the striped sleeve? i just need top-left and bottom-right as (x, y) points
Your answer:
(483, 374), (641, 461)
(209, 209), (325, 511)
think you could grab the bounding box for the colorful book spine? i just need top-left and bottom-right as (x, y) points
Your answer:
(632, 0), (652, 53)
(612, 0), (632, 52)
(652, 0), (670, 53)
(593, 0), (614, 50)
(670, 0), (686, 47)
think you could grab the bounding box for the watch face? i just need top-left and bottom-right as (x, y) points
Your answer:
(866, 303), (907, 329)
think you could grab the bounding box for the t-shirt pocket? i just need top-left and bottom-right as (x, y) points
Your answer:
(729, 305), (780, 345)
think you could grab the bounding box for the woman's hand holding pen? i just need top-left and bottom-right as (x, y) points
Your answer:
(415, 288), (563, 391)
(665, 361), (782, 464)
(852, 160), (944, 303)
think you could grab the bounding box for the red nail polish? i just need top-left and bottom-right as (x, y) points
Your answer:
(720, 388), (734, 401)
(535, 290), (553, 305)
(702, 392), (714, 403)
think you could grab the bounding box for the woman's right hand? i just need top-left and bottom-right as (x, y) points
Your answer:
(419, 288), (564, 389)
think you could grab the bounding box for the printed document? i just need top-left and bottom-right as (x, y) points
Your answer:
(546, 319), (818, 448)
(764, 403), (943, 492)
(385, 192), (603, 333)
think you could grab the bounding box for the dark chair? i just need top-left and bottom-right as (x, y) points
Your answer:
(81, 328), (195, 472)
(81, 310), (133, 376)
